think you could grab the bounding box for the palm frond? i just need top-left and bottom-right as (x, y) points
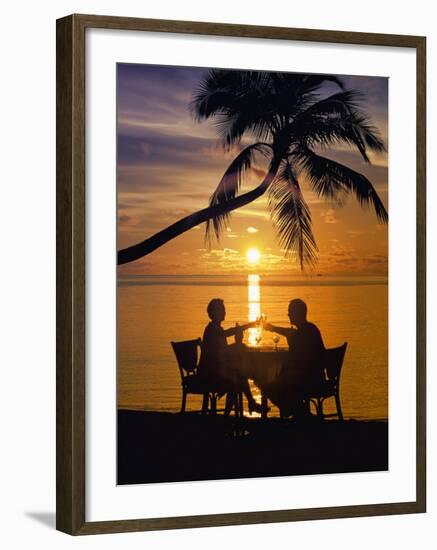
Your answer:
(269, 161), (318, 269)
(213, 110), (273, 147)
(191, 69), (275, 146)
(297, 90), (363, 119)
(205, 143), (272, 243)
(291, 91), (386, 162)
(347, 110), (386, 153)
(297, 149), (388, 222)
(190, 69), (245, 121)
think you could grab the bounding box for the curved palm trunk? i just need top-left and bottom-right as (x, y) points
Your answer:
(118, 157), (281, 265)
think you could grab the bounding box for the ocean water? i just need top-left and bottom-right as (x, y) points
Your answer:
(117, 274), (388, 420)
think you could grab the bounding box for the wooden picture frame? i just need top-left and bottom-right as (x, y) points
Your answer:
(56, 13), (426, 535)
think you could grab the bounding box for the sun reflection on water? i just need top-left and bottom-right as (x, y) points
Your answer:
(247, 274), (262, 346)
(246, 274), (263, 410)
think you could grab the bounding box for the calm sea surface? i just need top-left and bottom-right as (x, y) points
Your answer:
(117, 274), (388, 420)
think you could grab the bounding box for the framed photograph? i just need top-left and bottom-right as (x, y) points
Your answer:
(56, 14), (426, 535)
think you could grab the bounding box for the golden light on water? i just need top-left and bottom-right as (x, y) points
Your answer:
(246, 247), (261, 264)
(247, 274), (262, 347)
(247, 274), (263, 410)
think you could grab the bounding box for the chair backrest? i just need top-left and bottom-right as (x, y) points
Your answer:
(171, 338), (202, 376)
(324, 342), (348, 384)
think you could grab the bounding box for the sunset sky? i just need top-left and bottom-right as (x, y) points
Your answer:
(117, 63), (388, 278)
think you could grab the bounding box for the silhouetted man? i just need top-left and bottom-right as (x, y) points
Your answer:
(262, 299), (325, 417)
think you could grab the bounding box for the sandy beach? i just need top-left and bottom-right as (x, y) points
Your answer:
(117, 410), (388, 485)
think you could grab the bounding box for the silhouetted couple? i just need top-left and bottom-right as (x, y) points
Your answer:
(198, 297), (325, 418)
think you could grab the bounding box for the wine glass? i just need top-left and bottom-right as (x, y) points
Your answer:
(273, 335), (279, 351)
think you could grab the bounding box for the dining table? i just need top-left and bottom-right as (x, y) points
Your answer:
(243, 346), (288, 419)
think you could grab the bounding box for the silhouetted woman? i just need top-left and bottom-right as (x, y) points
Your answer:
(198, 298), (264, 414)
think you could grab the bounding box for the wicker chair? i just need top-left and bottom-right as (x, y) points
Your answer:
(171, 338), (242, 415)
(307, 342), (348, 420)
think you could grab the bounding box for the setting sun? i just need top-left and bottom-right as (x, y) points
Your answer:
(246, 247), (261, 264)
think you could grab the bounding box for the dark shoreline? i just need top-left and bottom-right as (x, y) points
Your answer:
(117, 409), (388, 485)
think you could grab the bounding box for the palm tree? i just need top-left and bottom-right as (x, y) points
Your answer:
(118, 70), (387, 268)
